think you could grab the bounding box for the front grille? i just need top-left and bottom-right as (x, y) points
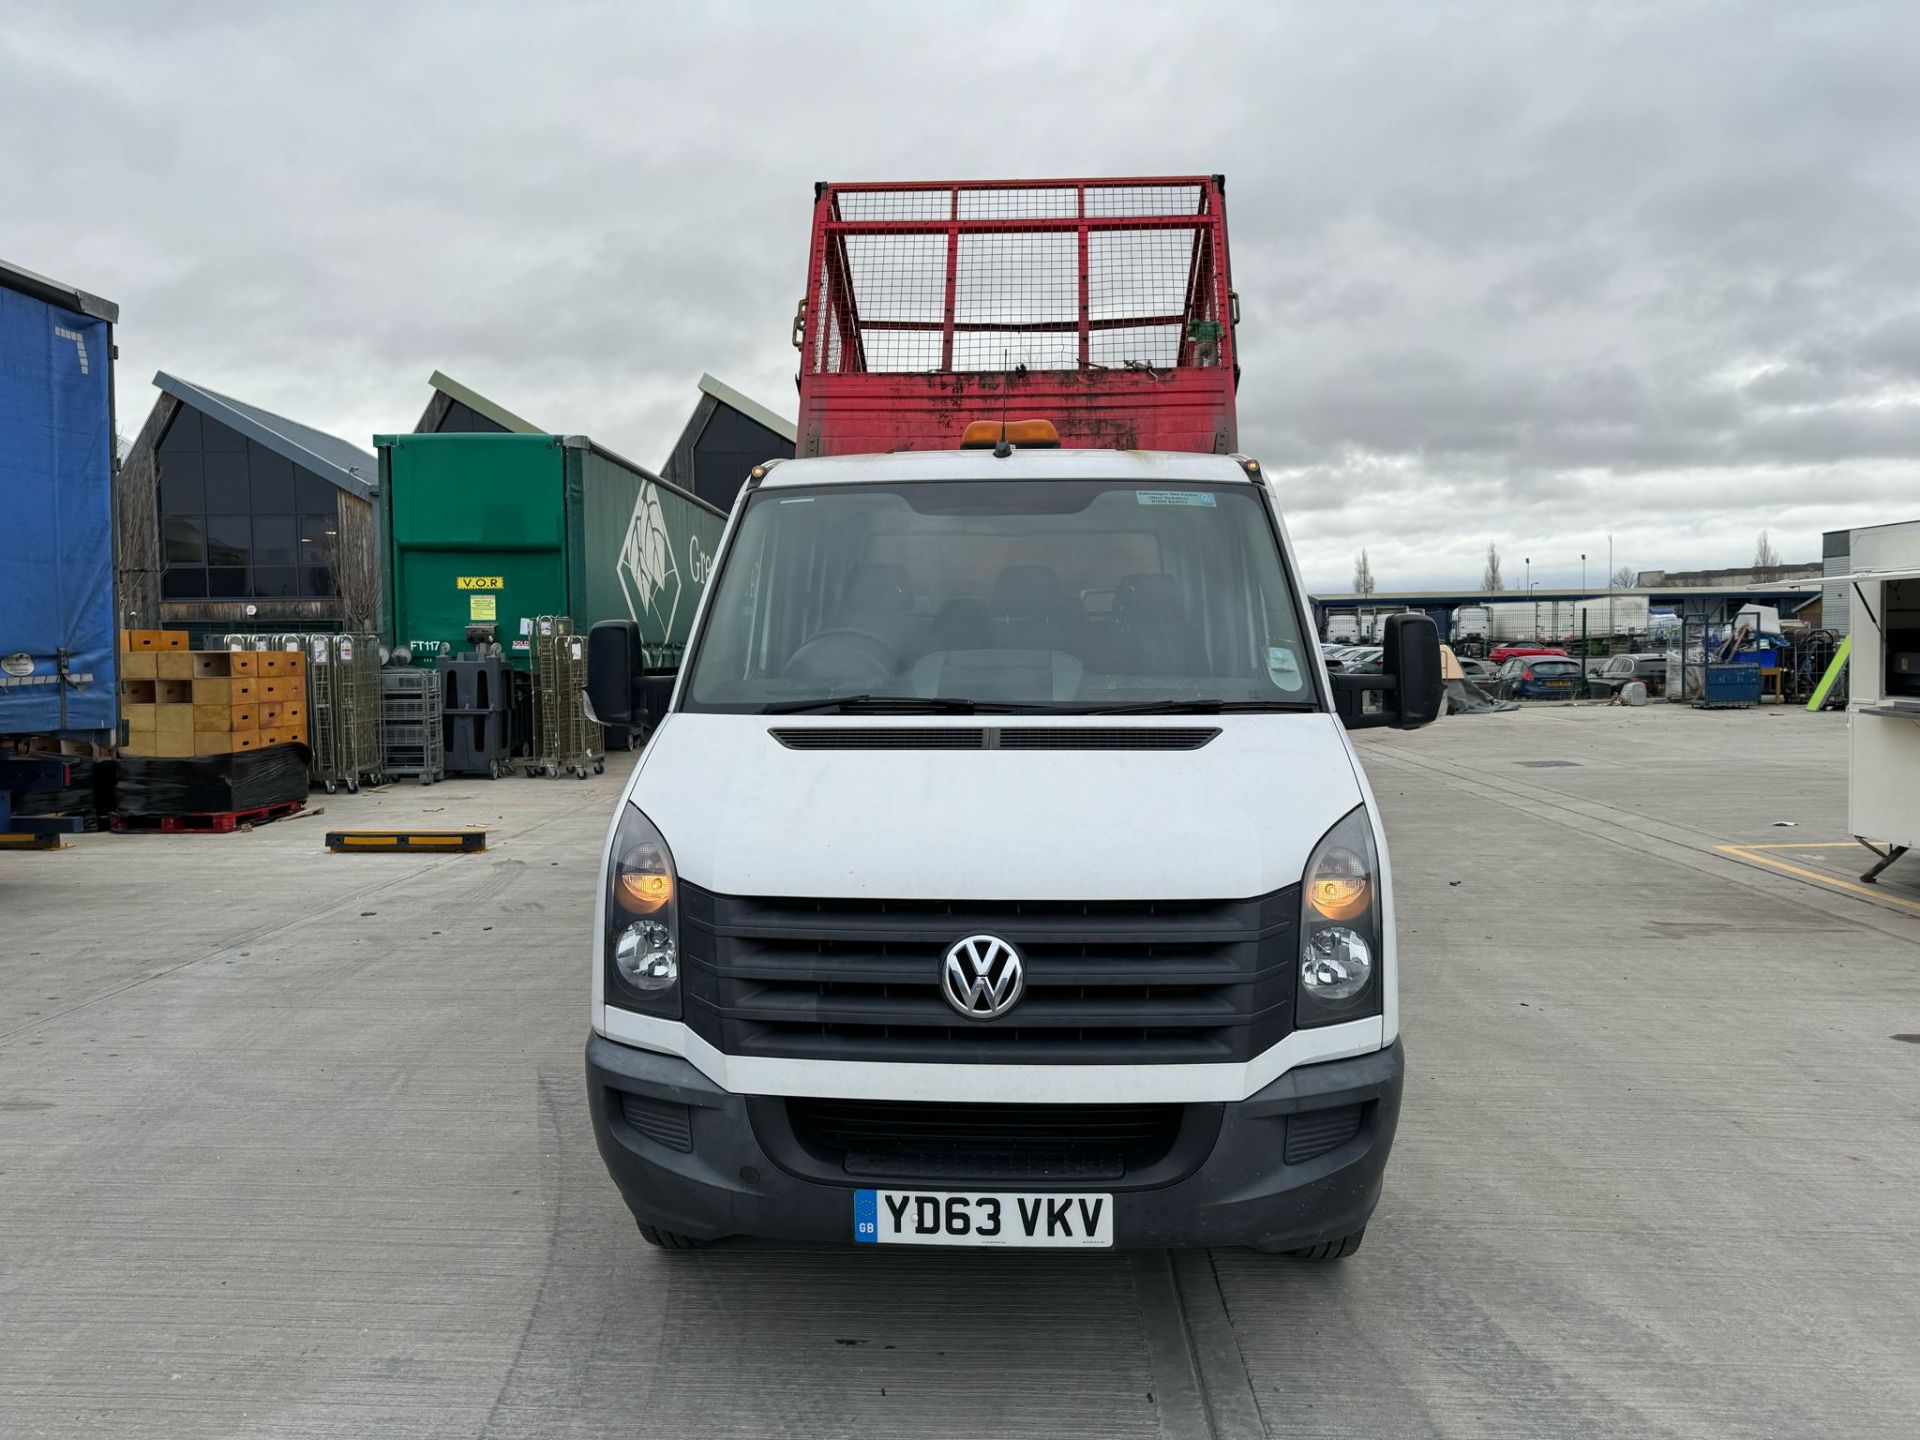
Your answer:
(680, 886), (1296, 1065)
(769, 726), (1218, 751)
(787, 1097), (1182, 1180)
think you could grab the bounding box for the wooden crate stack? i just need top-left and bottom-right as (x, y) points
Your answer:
(120, 631), (309, 757)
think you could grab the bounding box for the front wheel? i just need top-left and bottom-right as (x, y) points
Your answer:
(1285, 1228), (1365, 1261)
(637, 1223), (711, 1250)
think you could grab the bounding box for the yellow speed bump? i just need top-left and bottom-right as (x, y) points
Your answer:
(326, 829), (488, 853)
(0, 832), (66, 851)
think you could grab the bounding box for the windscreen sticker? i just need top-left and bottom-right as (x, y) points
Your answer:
(1135, 490), (1216, 507)
(1268, 646), (1306, 692)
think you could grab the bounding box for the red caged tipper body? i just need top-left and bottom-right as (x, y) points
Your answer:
(794, 176), (1238, 458)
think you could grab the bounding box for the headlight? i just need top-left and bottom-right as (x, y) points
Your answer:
(1298, 807), (1381, 1026)
(606, 805), (680, 1017)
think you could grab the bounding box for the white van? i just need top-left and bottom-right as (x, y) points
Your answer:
(587, 436), (1441, 1256)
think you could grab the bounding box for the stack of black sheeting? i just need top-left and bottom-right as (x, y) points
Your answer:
(116, 745), (310, 817)
(11, 758), (118, 830)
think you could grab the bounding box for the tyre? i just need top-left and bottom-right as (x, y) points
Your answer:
(324, 780), (337, 795)
(346, 778), (359, 795)
(637, 1223), (711, 1250)
(1286, 1228), (1365, 1261)
(594, 761), (605, 775)
(576, 766), (589, 780)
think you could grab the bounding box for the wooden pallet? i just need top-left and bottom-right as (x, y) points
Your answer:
(110, 800), (305, 835)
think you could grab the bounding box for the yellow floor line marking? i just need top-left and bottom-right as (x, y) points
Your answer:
(1715, 844), (1920, 914)
(1737, 842), (1867, 851)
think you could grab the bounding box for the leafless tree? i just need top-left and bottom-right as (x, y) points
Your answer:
(1753, 531), (1781, 569)
(1353, 550), (1376, 596)
(1481, 544), (1504, 591)
(1611, 564), (1636, 588)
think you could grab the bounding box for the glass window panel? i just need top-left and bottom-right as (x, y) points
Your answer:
(204, 451), (250, 513)
(161, 567), (208, 599)
(160, 405), (201, 454)
(163, 515), (206, 565)
(157, 452), (204, 514)
(298, 512), (339, 567)
(295, 469), (337, 512)
(200, 416), (246, 452)
(249, 443), (296, 511)
(207, 515), (250, 567)
(301, 564), (338, 598)
(252, 566), (298, 598)
(206, 566), (250, 598)
(252, 514), (296, 564)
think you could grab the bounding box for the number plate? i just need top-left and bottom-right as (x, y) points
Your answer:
(853, 1189), (1113, 1248)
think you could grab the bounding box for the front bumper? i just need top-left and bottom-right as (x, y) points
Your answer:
(586, 1033), (1404, 1251)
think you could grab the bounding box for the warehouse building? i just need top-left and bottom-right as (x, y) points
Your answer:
(413, 369), (542, 434)
(661, 373), (795, 513)
(116, 373), (379, 640)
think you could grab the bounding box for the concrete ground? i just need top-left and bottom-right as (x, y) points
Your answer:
(3, 704), (1916, 1438)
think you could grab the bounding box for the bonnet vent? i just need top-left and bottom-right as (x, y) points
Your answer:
(769, 727), (1218, 751)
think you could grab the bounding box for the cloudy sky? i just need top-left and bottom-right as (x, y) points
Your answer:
(7, 0), (1918, 593)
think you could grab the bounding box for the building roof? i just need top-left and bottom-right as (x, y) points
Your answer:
(0, 257), (118, 323)
(697, 373), (797, 443)
(154, 371), (376, 501)
(426, 370), (542, 433)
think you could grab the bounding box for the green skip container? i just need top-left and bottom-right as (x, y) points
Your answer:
(375, 433), (727, 671)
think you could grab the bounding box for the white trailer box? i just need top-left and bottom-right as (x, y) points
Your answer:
(1847, 520), (1920, 875)
(1573, 594), (1649, 637)
(1451, 605), (1490, 642)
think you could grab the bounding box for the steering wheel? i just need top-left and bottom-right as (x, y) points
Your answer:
(781, 627), (898, 684)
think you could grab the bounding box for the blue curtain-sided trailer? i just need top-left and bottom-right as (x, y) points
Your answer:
(0, 260), (119, 840)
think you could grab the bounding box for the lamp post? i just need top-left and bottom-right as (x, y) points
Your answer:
(1526, 557), (1534, 638)
(1608, 534), (1615, 638)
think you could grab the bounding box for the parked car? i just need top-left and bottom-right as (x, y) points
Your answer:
(1340, 646), (1385, 674)
(1495, 655), (1584, 700)
(1456, 656), (1499, 683)
(1586, 652), (1667, 699)
(1489, 643), (1571, 665)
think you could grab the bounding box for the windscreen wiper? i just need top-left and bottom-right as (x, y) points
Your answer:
(1075, 699), (1319, 715)
(763, 694), (981, 714)
(762, 695), (1060, 715)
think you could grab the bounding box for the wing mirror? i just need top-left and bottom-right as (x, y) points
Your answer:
(1331, 614), (1444, 730)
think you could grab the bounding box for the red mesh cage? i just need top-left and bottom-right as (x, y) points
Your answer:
(795, 177), (1238, 457)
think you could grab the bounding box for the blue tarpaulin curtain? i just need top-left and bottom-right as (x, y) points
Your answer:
(0, 286), (116, 736)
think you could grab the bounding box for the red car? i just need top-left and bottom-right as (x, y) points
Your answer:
(1489, 643), (1571, 664)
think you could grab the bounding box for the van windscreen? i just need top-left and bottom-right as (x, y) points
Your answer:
(682, 480), (1317, 713)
